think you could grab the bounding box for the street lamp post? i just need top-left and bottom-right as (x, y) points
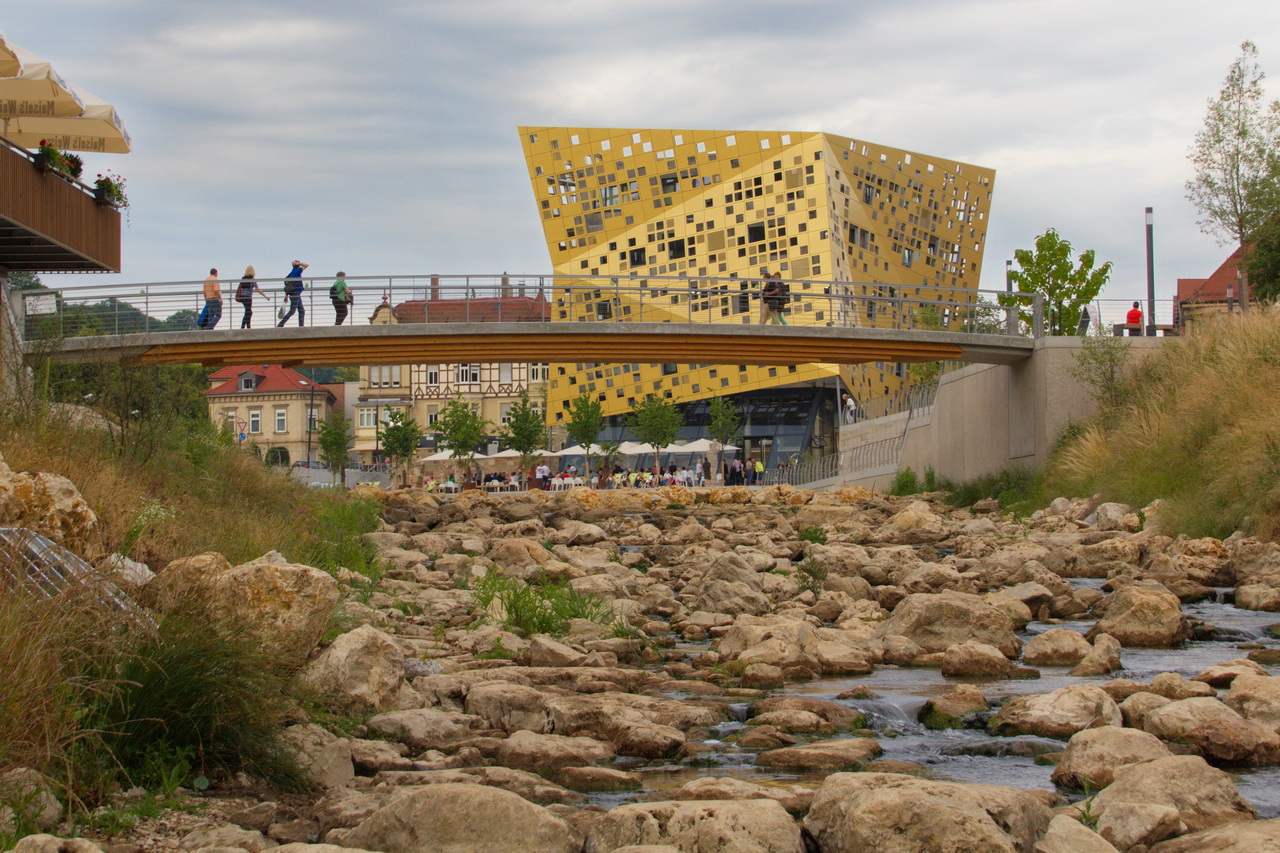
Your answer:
(1145, 208), (1156, 336)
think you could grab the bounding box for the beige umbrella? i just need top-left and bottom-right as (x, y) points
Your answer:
(0, 42), (85, 119)
(0, 83), (131, 153)
(0, 32), (21, 77)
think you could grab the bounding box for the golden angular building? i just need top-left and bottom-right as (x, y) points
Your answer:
(518, 127), (995, 461)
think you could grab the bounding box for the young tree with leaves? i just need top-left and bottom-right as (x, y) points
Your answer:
(1000, 229), (1112, 335)
(316, 412), (355, 486)
(436, 395), (491, 485)
(566, 391), (604, 480)
(706, 395), (742, 483)
(1186, 41), (1280, 311)
(1248, 214), (1280, 303)
(627, 394), (684, 473)
(502, 388), (546, 481)
(379, 409), (422, 488)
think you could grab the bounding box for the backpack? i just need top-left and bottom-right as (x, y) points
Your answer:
(285, 278), (302, 297)
(328, 283), (340, 300)
(778, 281), (791, 305)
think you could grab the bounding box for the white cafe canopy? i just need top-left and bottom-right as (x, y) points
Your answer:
(553, 444), (604, 456)
(0, 41), (85, 119)
(617, 441), (657, 456)
(1, 83), (132, 153)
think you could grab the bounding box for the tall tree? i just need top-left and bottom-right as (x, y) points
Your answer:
(627, 394), (684, 472)
(379, 409), (423, 488)
(436, 395), (490, 485)
(1186, 41), (1280, 311)
(565, 391), (603, 479)
(316, 412), (355, 486)
(501, 388), (546, 479)
(706, 395), (742, 483)
(1248, 214), (1280, 302)
(1001, 229), (1112, 335)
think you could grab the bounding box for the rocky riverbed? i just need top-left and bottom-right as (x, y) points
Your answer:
(13, 480), (1280, 852)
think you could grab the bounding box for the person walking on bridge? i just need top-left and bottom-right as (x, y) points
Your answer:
(760, 273), (788, 325)
(236, 265), (268, 328)
(277, 260), (309, 327)
(198, 268), (222, 330)
(330, 271), (353, 325)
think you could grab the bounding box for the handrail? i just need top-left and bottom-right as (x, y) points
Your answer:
(18, 273), (1040, 342)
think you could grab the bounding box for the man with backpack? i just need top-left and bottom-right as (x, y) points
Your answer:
(330, 271), (354, 325)
(277, 260), (309, 327)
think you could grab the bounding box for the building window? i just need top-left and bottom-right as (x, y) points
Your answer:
(370, 366), (400, 388)
(426, 366), (439, 386)
(275, 408), (287, 433)
(307, 407), (318, 431)
(500, 402), (513, 424)
(529, 363), (549, 381)
(238, 375), (254, 392)
(499, 363), (512, 384)
(455, 364), (479, 384)
(427, 405), (439, 426)
(358, 408), (376, 428)
(248, 411), (261, 434)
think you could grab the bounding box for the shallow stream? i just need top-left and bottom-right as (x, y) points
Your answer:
(595, 578), (1280, 815)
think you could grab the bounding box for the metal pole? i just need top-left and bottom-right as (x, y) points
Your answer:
(306, 368), (316, 464)
(1145, 207), (1156, 336)
(1004, 259), (1016, 335)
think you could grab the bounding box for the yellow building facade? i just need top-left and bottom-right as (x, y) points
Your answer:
(518, 127), (996, 424)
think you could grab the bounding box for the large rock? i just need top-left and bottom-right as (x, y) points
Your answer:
(10, 837), (105, 853)
(495, 730), (614, 773)
(1090, 755), (1257, 835)
(1023, 629), (1092, 666)
(754, 737), (883, 771)
(1050, 727), (1172, 790)
(329, 783), (580, 853)
(0, 769), (63, 833)
(0, 463), (98, 554)
(1225, 674), (1280, 731)
(804, 772), (1051, 853)
(299, 625), (404, 714)
(281, 724), (354, 789)
(871, 500), (953, 544)
(1033, 814), (1120, 853)
(157, 551), (339, 662)
(1086, 582), (1191, 647)
(1142, 697), (1280, 764)
(989, 685), (1121, 739)
(876, 591), (1022, 657)
(365, 708), (478, 751)
(584, 800), (803, 853)
(1147, 818), (1280, 851)
(942, 640), (1015, 677)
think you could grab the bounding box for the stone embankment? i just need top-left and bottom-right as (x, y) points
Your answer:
(12, 476), (1280, 852)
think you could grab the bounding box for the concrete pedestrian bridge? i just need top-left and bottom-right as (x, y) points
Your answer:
(15, 273), (1042, 368)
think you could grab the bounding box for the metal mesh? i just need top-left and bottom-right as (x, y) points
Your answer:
(0, 527), (153, 626)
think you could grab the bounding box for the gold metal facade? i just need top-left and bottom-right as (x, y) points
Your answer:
(518, 127), (995, 422)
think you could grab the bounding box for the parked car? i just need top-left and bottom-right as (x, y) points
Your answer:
(292, 461), (329, 469)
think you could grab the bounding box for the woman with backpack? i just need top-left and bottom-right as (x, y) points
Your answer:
(236, 265), (268, 328)
(330, 272), (354, 325)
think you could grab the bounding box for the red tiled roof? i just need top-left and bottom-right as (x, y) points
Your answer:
(389, 294), (550, 324)
(1178, 247), (1243, 303)
(207, 364), (334, 399)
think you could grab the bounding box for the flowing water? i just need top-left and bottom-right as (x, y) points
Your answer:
(591, 578), (1280, 815)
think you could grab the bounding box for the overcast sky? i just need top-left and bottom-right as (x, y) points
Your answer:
(8, 1), (1280, 317)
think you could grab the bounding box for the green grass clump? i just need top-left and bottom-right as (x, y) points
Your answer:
(472, 570), (614, 636)
(888, 467), (920, 496)
(798, 526), (827, 545)
(943, 466), (1044, 515)
(796, 557), (829, 594)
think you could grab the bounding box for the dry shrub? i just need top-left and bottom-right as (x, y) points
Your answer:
(1049, 309), (1280, 538)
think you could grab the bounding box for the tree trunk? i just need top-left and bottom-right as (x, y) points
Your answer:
(1239, 243), (1251, 312)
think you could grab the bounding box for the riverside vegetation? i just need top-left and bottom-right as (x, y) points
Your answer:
(7, 315), (1280, 852)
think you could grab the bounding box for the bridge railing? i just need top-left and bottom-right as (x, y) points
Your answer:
(14, 274), (1040, 342)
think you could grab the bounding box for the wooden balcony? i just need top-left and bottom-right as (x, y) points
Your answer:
(0, 138), (121, 273)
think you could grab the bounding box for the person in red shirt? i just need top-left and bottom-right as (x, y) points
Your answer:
(1126, 301), (1143, 336)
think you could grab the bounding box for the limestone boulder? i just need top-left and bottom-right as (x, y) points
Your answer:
(463, 681), (553, 733)
(1095, 802), (1184, 851)
(0, 465), (98, 554)
(10, 837), (106, 853)
(0, 768), (63, 833)
(282, 724), (354, 789)
(754, 737), (883, 772)
(365, 708), (479, 752)
(1142, 696), (1280, 764)
(876, 590), (1021, 657)
(495, 730), (614, 773)
(919, 684), (989, 730)
(1033, 814), (1120, 853)
(329, 783), (580, 853)
(804, 772), (1051, 853)
(1070, 633), (1123, 677)
(1225, 674), (1280, 731)
(1147, 818), (1280, 851)
(1120, 691), (1173, 729)
(180, 825), (275, 851)
(1023, 628), (1092, 667)
(529, 635), (588, 667)
(870, 500), (953, 544)
(584, 799), (803, 853)
(299, 625), (404, 715)
(158, 551), (339, 662)
(1090, 754), (1257, 834)
(988, 685), (1121, 739)
(1050, 727), (1173, 790)
(941, 640), (1015, 677)
(1194, 658), (1269, 689)
(1086, 582), (1190, 647)
(672, 777), (815, 815)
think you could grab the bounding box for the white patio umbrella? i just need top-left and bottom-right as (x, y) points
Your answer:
(0, 42), (85, 120)
(486, 449), (523, 459)
(617, 441), (657, 456)
(1, 83), (132, 153)
(554, 443), (604, 456)
(0, 32), (21, 77)
(423, 449), (457, 461)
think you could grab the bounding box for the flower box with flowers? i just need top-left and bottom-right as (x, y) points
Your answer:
(93, 172), (128, 209)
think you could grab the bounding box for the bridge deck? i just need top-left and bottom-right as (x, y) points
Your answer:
(29, 322), (1034, 368)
